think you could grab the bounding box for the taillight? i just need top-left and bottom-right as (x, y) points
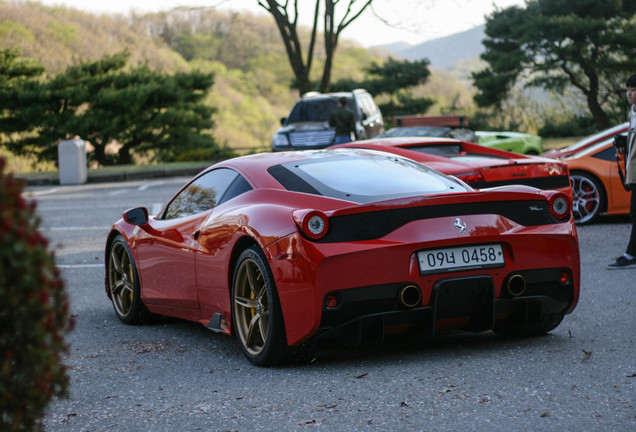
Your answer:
(294, 210), (329, 240)
(456, 171), (485, 185)
(548, 192), (571, 220)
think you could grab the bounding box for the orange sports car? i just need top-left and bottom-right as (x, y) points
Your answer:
(563, 137), (631, 224)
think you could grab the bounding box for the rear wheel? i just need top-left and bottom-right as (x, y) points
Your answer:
(571, 171), (605, 224)
(231, 246), (288, 366)
(107, 235), (150, 324)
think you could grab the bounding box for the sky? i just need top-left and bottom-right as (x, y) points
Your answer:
(36, 0), (527, 47)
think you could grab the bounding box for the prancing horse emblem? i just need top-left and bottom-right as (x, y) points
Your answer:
(454, 218), (467, 233)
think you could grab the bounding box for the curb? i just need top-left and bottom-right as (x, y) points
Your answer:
(18, 164), (211, 187)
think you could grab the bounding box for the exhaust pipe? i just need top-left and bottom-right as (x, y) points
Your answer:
(398, 284), (421, 308)
(507, 274), (526, 297)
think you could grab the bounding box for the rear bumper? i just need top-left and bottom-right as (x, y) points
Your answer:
(312, 270), (575, 344)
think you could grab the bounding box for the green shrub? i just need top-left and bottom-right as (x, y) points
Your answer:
(0, 157), (71, 431)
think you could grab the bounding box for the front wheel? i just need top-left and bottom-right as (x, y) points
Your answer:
(231, 246), (288, 366)
(571, 171), (605, 224)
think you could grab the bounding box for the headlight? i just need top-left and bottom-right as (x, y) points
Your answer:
(272, 133), (290, 148)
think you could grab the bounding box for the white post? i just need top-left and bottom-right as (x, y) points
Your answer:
(58, 139), (87, 185)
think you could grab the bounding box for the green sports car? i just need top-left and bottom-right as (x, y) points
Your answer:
(476, 131), (543, 155)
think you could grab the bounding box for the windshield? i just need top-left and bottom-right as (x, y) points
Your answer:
(286, 98), (347, 123)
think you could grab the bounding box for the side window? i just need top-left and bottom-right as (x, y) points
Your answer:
(219, 174), (252, 205)
(592, 146), (618, 162)
(162, 168), (247, 220)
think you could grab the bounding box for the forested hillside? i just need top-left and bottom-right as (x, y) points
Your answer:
(1, 1), (412, 158)
(0, 1), (188, 74)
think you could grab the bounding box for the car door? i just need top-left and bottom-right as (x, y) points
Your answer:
(135, 168), (242, 311)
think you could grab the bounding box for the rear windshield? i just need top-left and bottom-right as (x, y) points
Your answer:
(286, 97), (354, 123)
(382, 126), (451, 137)
(405, 144), (463, 156)
(268, 150), (468, 203)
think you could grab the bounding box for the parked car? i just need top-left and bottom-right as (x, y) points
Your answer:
(378, 127), (543, 155)
(272, 89), (384, 151)
(476, 131), (543, 155)
(333, 137), (572, 198)
(105, 148), (579, 366)
(543, 123), (629, 159)
(378, 126), (477, 142)
(562, 137), (631, 224)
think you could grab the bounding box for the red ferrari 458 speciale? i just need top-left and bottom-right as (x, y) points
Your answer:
(105, 149), (580, 365)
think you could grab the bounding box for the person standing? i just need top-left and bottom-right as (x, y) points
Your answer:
(608, 73), (636, 269)
(329, 97), (358, 144)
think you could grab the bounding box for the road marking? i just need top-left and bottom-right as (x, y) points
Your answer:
(109, 182), (177, 196)
(33, 204), (129, 211)
(57, 264), (103, 269)
(108, 189), (128, 196)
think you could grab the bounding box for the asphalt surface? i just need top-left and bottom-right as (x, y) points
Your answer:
(21, 176), (636, 432)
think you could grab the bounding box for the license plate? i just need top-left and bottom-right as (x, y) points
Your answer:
(417, 244), (504, 275)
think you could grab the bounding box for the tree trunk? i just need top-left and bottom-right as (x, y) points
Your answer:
(587, 94), (611, 130)
(92, 142), (107, 166)
(118, 146), (133, 165)
(259, 0), (373, 96)
(584, 72), (610, 129)
(320, 1), (336, 93)
(259, 0), (319, 95)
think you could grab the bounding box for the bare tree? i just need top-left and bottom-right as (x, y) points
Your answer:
(257, 0), (372, 95)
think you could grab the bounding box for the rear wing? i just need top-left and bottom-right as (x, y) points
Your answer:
(394, 115), (469, 128)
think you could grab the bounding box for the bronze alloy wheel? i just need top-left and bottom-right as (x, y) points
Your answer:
(232, 246), (287, 365)
(107, 236), (147, 324)
(233, 256), (270, 356)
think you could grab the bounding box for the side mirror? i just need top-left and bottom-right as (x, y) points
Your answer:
(123, 207), (149, 226)
(280, 117), (287, 126)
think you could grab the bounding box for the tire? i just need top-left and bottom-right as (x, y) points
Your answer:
(570, 171), (605, 224)
(106, 235), (150, 324)
(231, 246), (289, 366)
(494, 312), (564, 337)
